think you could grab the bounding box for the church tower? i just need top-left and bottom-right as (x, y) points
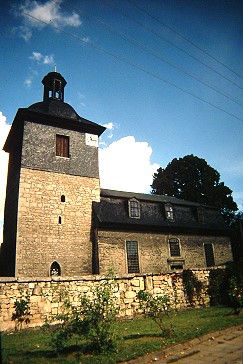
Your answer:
(0, 71), (105, 277)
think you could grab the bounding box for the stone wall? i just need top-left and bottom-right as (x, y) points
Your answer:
(0, 270), (211, 332)
(97, 230), (232, 275)
(15, 167), (100, 277)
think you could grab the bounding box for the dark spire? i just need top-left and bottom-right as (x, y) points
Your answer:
(42, 71), (67, 102)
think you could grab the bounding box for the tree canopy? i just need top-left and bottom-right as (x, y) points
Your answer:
(151, 155), (238, 224)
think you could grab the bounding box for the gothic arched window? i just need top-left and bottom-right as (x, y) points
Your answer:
(50, 261), (61, 276)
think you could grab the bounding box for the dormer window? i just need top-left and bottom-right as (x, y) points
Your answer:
(128, 199), (140, 218)
(165, 204), (174, 220)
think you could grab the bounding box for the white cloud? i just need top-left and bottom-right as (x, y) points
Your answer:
(24, 78), (33, 88)
(29, 51), (55, 65)
(15, 0), (81, 41)
(99, 136), (159, 193)
(0, 113), (11, 244)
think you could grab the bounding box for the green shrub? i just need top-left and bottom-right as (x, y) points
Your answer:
(182, 269), (204, 306)
(48, 276), (120, 353)
(137, 290), (174, 337)
(12, 296), (31, 331)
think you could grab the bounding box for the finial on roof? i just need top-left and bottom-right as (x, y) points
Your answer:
(54, 65), (57, 72)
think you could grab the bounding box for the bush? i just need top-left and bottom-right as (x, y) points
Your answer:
(12, 296), (31, 331)
(137, 290), (174, 337)
(182, 269), (204, 306)
(48, 275), (120, 353)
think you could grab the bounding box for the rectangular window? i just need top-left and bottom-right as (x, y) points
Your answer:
(204, 243), (215, 267)
(128, 199), (140, 218)
(165, 204), (174, 220)
(126, 241), (140, 273)
(169, 238), (180, 256)
(56, 134), (69, 158)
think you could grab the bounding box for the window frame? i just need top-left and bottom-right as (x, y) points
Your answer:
(204, 243), (215, 267)
(128, 198), (141, 219)
(165, 204), (174, 220)
(56, 134), (70, 158)
(169, 238), (181, 257)
(126, 240), (140, 274)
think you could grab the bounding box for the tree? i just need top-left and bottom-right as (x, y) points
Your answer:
(151, 155), (238, 224)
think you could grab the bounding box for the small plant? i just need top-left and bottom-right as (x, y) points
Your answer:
(137, 290), (175, 337)
(228, 276), (243, 315)
(182, 269), (204, 306)
(49, 274), (120, 353)
(12, 296), (31, 331)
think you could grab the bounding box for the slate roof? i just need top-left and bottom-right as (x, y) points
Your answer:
(93, 189), (230, 235)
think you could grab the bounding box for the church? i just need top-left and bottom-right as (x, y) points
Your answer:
(0, 71), (232, 277)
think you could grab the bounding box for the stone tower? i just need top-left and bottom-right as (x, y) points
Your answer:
(0, 71), (105, 277)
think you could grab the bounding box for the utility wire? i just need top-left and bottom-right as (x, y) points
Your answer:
(103, 0), (243, 91)
(22, 11), (243, 122)
(127, 0), (242, 80)
(59, 0), (242, 107)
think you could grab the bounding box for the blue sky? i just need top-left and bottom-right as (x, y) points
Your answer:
(0, 0), (242, 240)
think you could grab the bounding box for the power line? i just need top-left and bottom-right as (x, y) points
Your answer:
(127, 0), (242, 80)
(103, 0), (243, 91)
(22, 11), (243, 122)
(59, 1), (242, 108)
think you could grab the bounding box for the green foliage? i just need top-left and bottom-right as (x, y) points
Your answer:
(3, 307), (243, 363)
(151, 155), (238, 224)
(49, 276), (120, 353)
(12, 296), (31, 331)
(208, 262), (243, 314)
(137, 290), (174, 337)
(182, 269), (204, 306)
(208, 268), (227, 306)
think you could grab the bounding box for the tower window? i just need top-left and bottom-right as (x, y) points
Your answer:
(58, 216), (62, 224)
(61, 195), (65, 203)
(50, 261), (61, 276)
(169, 238), (180, 256)
(128, 199), (140, 218)
(165, 204), (174, 220)
(204, 243), (215, 267)
(126, 241), (140, 273)
(56, 134), (69, 158)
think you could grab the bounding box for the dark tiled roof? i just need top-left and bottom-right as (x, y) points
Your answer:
(93, 189), (229, 234)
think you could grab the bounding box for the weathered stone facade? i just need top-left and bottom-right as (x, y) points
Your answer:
(97, 230), (232, 275)
(16, 167), (100, 276)
(0, 270), (210, 332)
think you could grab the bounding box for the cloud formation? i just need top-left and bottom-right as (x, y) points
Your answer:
(14, 0), (81, 41)
(99, 136), (159, 193)
(29, 51), (55, 65)
(0, 113), (11, 244)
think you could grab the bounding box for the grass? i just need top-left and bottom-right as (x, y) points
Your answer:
(2, 306), (243, 364)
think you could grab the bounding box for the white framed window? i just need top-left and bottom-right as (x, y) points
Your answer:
(128, 199), (140, 218)
(165, 204), (174, 220)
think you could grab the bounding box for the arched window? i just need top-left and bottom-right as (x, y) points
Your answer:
(61, 195), (65, 203)
(50, 261), (61, 276)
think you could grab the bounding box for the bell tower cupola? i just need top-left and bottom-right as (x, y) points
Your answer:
(42, 71), (67, 102)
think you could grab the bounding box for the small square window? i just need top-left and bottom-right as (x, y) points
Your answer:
(128, 199), (140, 218)
(56, 134), (69, 158)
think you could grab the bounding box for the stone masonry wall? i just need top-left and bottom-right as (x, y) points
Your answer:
(98, 230), (232, 275)
(0, 270), (210, 332)
(16, 167), (100, 277)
